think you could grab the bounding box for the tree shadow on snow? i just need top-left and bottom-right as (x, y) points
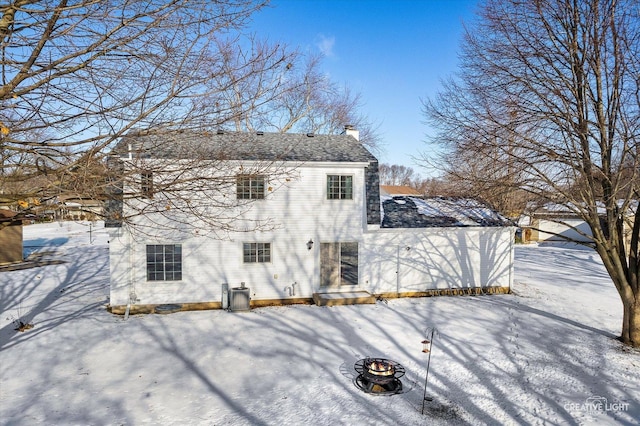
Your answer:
(0, 245), (110, 351)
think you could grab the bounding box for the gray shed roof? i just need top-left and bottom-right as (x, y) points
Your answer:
(114, 130), (377, 163)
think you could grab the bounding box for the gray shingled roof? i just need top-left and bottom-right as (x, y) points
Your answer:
(114, 130), (377, 163)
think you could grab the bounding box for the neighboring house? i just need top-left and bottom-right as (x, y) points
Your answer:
(519, 203), (593, 243)
(106, 129), (514, 314)
(520, 201), (638, 248)
(0, 209), (24, 264)
(34, 195), (104, 221)
(380, 185), (423, 198)
(56, 196), (104, 221)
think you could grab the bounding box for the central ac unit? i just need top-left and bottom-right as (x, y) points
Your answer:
(229, 284), (250, 312)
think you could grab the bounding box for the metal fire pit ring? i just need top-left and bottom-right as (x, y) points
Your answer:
(355, 358), (406, 379)
(354, 358), (405, 395)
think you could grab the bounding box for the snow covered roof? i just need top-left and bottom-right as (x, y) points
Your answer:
(526, 200), (637, 218)
(381, 196), (513, 228)
(525, 202), (582, 217)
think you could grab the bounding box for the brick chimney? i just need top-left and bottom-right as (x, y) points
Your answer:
(343, 124), (359, 141)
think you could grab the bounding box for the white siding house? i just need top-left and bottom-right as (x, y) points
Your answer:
(519, 203), (594, 243)
(106, 130), (514, 314)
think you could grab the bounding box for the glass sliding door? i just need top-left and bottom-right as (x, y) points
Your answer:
(320, 242), (358, 288)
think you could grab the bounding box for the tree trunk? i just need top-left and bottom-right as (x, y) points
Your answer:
(622, 298), (640, 347)
(598, 245), (640, 348)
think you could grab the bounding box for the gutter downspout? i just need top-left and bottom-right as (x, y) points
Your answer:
(508, 227), (515, 291)
(124, 227), (135, 320)
(396, 245), (400, 297)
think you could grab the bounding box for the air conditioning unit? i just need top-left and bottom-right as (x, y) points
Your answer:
(229, 283), (250, 312)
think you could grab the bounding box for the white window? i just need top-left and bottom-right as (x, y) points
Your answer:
(237, 175), (265, 199)
(146, 244), (182, 281)
(327, 175), (353, 200)
(243, 242), (271, 263)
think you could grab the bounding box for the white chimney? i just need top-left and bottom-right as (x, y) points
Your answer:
(343, 124), (359, 141)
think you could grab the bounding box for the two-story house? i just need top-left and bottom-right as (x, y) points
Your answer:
(106, 129), (514, 315)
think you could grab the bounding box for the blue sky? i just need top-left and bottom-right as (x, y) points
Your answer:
(248, 0), (479, 176)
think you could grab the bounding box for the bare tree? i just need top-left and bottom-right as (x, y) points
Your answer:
(423, 0), (640, 346)
(104, 130), (301, 239)
(0, 0), (282, 209)
(379, 163), (457, 199)
(214, 52), (381, 150)
(424, 145), (532, 216)
(0, 1), (379, 240)
(196, 36), (296, 132)
(272, 53), (381, 150)
(378, 163), (418, 187)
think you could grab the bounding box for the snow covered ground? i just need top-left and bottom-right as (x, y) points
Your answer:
(1, 221), (638, 425)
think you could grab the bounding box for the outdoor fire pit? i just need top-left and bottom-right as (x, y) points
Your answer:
(354, 357), (405, 395)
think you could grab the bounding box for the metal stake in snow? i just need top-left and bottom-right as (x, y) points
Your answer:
(421, 327), (437, 415)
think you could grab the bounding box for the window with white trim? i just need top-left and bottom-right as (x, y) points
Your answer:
(146, 244), (182, 281)
(237, 174), (265, 199)
(327, 175), (353, 200)
(243, 242), (271, 263)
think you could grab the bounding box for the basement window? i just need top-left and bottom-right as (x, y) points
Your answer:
(146, 244), (182, 281)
